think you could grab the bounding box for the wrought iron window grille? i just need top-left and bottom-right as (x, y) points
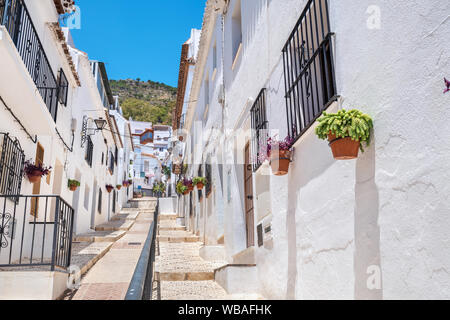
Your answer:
(282, 0), (338, 143)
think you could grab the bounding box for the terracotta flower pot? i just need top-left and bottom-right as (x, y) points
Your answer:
(27, 171), (43, 183)
(183, 190), (189, 195)
(106, 186), (113, 193)
(69, 185), (78, 191)
(270, 150), (291, 176)
(196, 182), (204, 190)
(116, 186), (122, 190)
(327, 133), (360, 160)
(188, 184), (194, 192)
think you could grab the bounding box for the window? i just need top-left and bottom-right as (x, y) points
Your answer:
(204, 75), (210, 107)
(57, 69), (69, 106)
(0, 133), (25, 202)
(205, 158), (212, 197)
(197, 165), (203, 200)
(282, 0), (337, 142)
(250, 89), (268, 171)
(213, 41), (218, 70)
(232, 0), (242, 62)
(101, 152), (104, 165)
(109, 151), (115, 174)
(85, 136), (93, 167)
(98, 188), (102, 213)
(114, 146), (118, 165)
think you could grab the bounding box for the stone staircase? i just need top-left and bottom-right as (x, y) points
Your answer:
(154, 212), (264, 300)
(70, 210), (142, 277)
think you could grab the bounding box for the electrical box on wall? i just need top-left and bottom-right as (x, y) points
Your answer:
(257, 215), (273, 249)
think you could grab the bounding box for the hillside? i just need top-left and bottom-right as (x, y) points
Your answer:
(109, 79), (177, 126)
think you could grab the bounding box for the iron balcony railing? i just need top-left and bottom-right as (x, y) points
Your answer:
(0, 0), (60, 121)
(0, 195), (75, 270)
(282, 0), (338, 143)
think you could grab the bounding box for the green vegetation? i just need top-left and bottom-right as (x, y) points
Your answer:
(315, 109), (373, 152)
(193, 177), (207, 185)
(109, 79), (177, 125)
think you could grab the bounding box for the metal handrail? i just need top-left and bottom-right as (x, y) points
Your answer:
(0, 194), (74, 270)
(125, 198), (159, 300)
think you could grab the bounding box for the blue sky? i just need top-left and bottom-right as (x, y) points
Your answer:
(70, 1), (206, 87)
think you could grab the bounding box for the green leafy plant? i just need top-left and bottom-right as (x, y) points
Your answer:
(68, 179), (80, 188)
(193, 177), (207, 185)
(315, 109), (373, 151)
(162, 165), (171, 177)
(176, 181), (188, 194)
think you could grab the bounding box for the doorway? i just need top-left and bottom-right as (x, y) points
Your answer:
(244, 142), (255, 247)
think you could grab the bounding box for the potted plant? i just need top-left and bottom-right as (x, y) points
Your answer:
(105, 184), (114, 193)
(265, 136), (294, 176)
(23, 160), (52, 184)
(183, 177), (193, 192)
(162, 165), (171, 177)
(128, 179), (133, 185)
(315, 109), (373, 160)
(193, 177), (207, 190)
(173, 164), (181, 175)
(116, 184), (122, 190)
(68, 179), (80, 191)
(122, 180), (129, 187)
(176, 181), (188, 195)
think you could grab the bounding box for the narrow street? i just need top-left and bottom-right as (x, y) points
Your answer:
(63, 199), (156, 300)
(154, 208), (263, 300)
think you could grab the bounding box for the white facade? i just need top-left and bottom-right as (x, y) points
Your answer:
(0, 0), (133, 281)
(178, 0), (450, 299)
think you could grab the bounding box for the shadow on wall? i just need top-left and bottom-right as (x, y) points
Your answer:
(284, 127), (337, 299)
(354, 136), (383, 299)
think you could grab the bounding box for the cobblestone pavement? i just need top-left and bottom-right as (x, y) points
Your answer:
(154, 215), (230, 300)
(62, 202), (155, 300)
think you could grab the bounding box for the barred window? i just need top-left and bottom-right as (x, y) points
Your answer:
(57, 68), (69, 106)
(205, 159), (212, 197)
(250, 88), (268, 171)
(197, 165), (203, 200)
(0, 133), (25, 201)
(282, 0), (337, 142)
(85, 136), (93, 167)
(98, 188), (102, 213)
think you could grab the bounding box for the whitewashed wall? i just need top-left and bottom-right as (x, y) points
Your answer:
(186, 0), (450, 299)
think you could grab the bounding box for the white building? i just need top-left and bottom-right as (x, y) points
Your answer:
(0, 0), (134, 299)
(176, 0), (450, 299)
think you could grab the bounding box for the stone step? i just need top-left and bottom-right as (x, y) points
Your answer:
(159, 280), (228, 300)
(159, 226), (186, 231)
(111, 211), (140, 221)
(94, 220), (134, 231)
(157, 235), (200, 243)
(73, 230), (126, 243)
(157, 271), (214, 281)
(158, 214), (177, 221)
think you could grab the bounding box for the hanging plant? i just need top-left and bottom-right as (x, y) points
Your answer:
(264, 136), (294, 176)
(183, 177), (193, 192)
(23, 160), (52, 184)
(315, 109), (373, 159)
(193, 177), (207, 190)
(176, 181), (188, 195)
(122, 180), (129, 187)
(128, 179), (133, 185)
(68, 179), (80, 191)
(105, 184), (114, 193)
(162, 165), (171, 177)
(116, 184), (122, 190)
